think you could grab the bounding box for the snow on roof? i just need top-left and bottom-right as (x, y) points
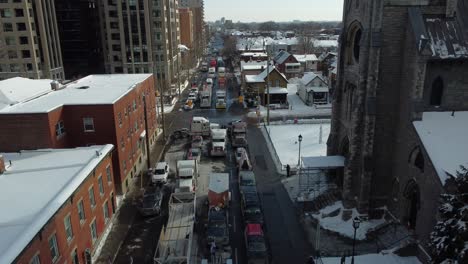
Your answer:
(413, 111), (468, 184)
(268, 87), (288, 94)
(0, 77), (53, 110)
(209, 173), (229, 193)
(245, 75), (265, 83)
(0, 145), (114, 263)
(274, 50), (292, 64)
(301, 72), (326, 86)
(293, 54), (319, 62)
(313, 39), (338, 48)
(0, 74), (152, 114)
(301, 156), (345, 169)
(241, 61), (268, 71)
(240, 52), (267, 57)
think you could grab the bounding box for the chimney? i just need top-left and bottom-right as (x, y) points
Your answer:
(0, 155), (5, 174)
(50, 80), (62, 91)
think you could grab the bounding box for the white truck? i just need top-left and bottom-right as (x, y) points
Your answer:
(215, 90), (227, 109)
(177, 160), (198, 192)
(191, 116), (211, 136)
(200, 89), (211, 108)
(231, 121), (247, 147)
(210, 128), (227, 156)
(208, 67), (216, 78)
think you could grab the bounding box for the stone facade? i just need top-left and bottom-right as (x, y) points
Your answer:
(328, 0), (468, 248)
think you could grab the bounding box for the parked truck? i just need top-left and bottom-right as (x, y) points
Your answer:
(191, 117), (211, 136)
(208, 173), (230, 208)
(177, 160), (198, 192)
(245, 224), (269, 264)
(207, 207), (229, 246)
(215, 90), (227, 109)
(210, 128), (227, 156)
(200, 88), (211, 108)
(230, 121), (247, 147)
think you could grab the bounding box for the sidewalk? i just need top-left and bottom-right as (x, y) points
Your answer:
(94, 136), (168, 264)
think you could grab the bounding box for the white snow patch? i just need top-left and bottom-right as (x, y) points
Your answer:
(321, 251), (421, 264)
(312, 201), (386, 240)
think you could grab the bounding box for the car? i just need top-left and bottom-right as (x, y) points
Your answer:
(171, 128), (190, 139)
(187, 148), (201, 163)
(138, 188), (163, 216)
(191, 135), (203, 148)
(188, 93), (197, 101)
(151, 162), (170, 184)
(235, 147), (247, 163)
(184, 100), (194, 110)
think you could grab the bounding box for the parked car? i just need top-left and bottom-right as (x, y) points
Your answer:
(192, 135), (203, 148)
(235, 147), (247, 164)
(187, 148), (201, 163)
(138, 188), (163, 216)
(150, 162), (170, 184)
(171, 128), (190, 139)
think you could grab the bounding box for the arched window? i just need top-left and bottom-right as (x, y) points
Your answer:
(346, 21), (362, 64)
(409, 146), (424, 172)
(430, 76), (444, 106)
(353, 29), (362, 61)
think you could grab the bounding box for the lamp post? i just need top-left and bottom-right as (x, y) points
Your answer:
(298, 134), (303, 166)
(351, 217), (361, 264)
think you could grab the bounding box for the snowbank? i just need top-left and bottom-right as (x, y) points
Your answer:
(282, 172), (329, 202)
(311, 201), (386, 241)
(321, 251), (421, 264)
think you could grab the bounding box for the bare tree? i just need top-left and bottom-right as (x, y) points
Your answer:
(298, 34), (315, 54)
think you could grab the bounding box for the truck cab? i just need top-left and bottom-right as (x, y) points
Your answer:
(231, 121), (247, 147)
(177, 160), (197, 192)
(210, 128), (227, 156)
(245, 224), (268, 263)
(191, 116), (211, 136)
(215, 90), (226, 109)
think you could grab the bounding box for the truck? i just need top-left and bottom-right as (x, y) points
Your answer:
(206, 207), (229, 246)
(208, 173), (230, 208)
(218, 67), (226, 78)
(208, 67), (216, 78)
(210, 128), (227, 156)
(177, 160), (198, 192)
(191, 116), (211, 136)
(245, 224), (268, 264)
(241, 189), (264, 225)
(200, 89), (211, 108)
(230, 121), (247, 147)
(201, 62), (208, 72)
(215, 90), (226, 109)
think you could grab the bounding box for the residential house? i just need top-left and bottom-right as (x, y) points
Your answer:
(273, 50), (302, 78)
(244, 66), (288, 105)
(317, 52), (337, 76)
(0, 74), (158, 196)
(0, 145), (115, 264)
(297, 72), (329, 106)
(240, 61), (268, 90)
(294, 54), (320, 72)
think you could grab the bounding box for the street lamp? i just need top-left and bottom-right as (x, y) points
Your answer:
(298, 134), (303, 166)
(351, 217), (361, 264)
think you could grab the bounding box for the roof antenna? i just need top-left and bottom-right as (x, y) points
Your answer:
(451, 110), (455, 117)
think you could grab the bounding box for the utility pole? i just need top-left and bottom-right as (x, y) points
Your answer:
(266, 48), (270, 125)
(177, 53), (181, 100)
(154, 60), (166, 140)
(142, 94), (151, 189)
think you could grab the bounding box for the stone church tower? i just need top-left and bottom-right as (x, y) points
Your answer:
(328, 0), (468, 244)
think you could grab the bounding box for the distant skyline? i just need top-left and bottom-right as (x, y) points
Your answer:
(204, 0), (344, 22)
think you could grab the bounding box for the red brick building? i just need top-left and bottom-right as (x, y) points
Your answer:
(0, 145), (115, 264)
(0, 74), (158, 195)
(273, 50), (302, 78)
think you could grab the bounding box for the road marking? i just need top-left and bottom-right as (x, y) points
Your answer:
(235, 248), (238, 264)
(233, 216), (236, 232)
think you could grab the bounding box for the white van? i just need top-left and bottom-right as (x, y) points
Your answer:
(218, 67), (226, 78)
(206, 78), (213, 86)
(208, 67), (216, 78)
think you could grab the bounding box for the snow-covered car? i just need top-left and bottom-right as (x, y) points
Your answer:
(138, 188), (163, 216)
(150, 162), (169, 184)
(191, 135), (203, 148)
(188, 93), (197, 101)
(187, 148), (201, 163)
(184, 100), (194, 110)
(235, 147), (247, 163)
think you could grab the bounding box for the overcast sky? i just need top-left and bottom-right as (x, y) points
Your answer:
(204, 0), (344, 22)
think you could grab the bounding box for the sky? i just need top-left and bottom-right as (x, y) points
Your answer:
(204, 0), (344, 23)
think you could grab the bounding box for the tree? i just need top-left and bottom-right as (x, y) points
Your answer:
(258, 21), (279, 32)
(429, 165), (468, 263)
(298, 34), (315, 54)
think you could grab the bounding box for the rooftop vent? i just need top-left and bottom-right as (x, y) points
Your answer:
(77, 86), (90, 90)
(50, 80), (63, 91)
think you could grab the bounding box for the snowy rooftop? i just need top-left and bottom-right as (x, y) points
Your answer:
(245, 74), (265, 83)
(413, 111), (468, 183)
(268, 87), (288, 94)
(209, 173), (229, 193)
(301, 72), (326, 86)
(0, 145), (114, 263)
(241, 61), (268, 71)
(0, 77), (53, 110)
(0, 74), (152, 114)
(313, 39), (338, 48)
(293, 54), (319, 62)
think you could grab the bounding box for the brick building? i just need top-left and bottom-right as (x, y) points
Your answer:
(328, 0), (468, 256)
(273, 50), (301, 78)
(179, 8), (194, 49)
(0, 74), (158, 195)
(0, 145), (115, 264)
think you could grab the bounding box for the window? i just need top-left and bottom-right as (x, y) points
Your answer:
(15, 8), (24, 17)
(64, 215), (73, 241)
(30, 254), (41, 264)
(118, 112), (122, 127)
(103, 201), (110, 222)
(20, 36), (28, 44)
(10, 63), (19, 72)
(77, 200), (86, 223)
(430, 76), (443, 106)
(0, 8), (12, 18)
(106, 165), (112, 183)
(90, 219), (97, 243)
(353, 29), (362, 61)
(5, 36), (15, 45)
(17, 22), (26, 31)
(134, 120), (138, 132)
(89, 186), (96, 208)
(54, 120), (65, 137)
(112, 44), (121, 51)
(123, 160), (127, 172)
(71, 249), (79, 264)
(48, 234), (60, 263)
(8, 50), (17, 59)
(275, 80), (280, 87)
(83, 117), (95, 132)
(133, 100), (137, 111)
(409, 146), (424, 172)
(120, 137), (125, 150)
(22, 50), (31, 58)
(98, 175), (104, 195)
(3, 23), (13, 32)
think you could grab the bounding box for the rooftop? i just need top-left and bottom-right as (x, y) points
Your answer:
(0, 77), (53, 110)
(0, 74), (152, 114)
(301, 72), (327, 86)
(0, 145), (114, 264)
(413, 111), (468, 184)
(209, 173), (229, 193)
(293, 54), (319, 62)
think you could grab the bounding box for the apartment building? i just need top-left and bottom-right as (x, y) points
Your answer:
(0, 74), (158, 195)
(98, 0), (180, 91)
(55, 0), (105, 79)
(0, 0), (64, 80)
(179, 0), (205, 59)
(0, 145), (115, 264)
(179, 8), (193, 48)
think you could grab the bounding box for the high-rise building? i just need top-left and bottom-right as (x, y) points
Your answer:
(0, 0), (64, 80)
(179, 8), (193, 48)
(55, 0), (105, 79)
(179, 0), (204, 59)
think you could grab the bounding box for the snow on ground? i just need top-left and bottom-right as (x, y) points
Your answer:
(282, 172), (329, 202)
(265, 123), (330, 168)
(311, 201), (386, 241)
(247, 83), (331, 119)
(321, 251), (421, 264)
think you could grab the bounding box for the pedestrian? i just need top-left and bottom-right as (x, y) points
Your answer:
(286, 164), (291, 178)
(340, 254), (346, 264)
